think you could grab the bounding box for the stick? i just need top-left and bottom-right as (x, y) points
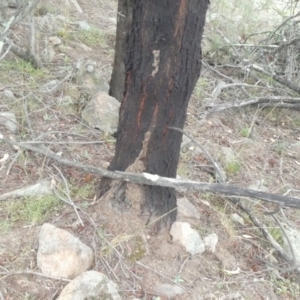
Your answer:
(1, 136), (300, 209)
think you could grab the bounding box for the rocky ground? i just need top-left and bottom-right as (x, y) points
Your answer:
(0, 0), (300, 299)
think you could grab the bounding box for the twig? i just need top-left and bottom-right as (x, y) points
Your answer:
(265, 11), (300, 42)
(20, 140), (112, 145)
(272, 214), (297, 264)
(3, 37), (43, 68)
(173, 128), (299, 267)
(136, 261), (189, 293)
(0, 270), (71, 282)
(52, 165), (84, 227)
(169, 126), (224, 183)
(1, 136), (300, 209)
(236, 201), (292, 264)
(250, 63), (300, 95)
(206, 96), (300, 113)
(203, 61), (250, 98)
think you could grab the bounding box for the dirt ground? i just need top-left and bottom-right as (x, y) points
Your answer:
(0, 1), (300, 299)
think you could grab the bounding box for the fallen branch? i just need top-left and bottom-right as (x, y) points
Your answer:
(1, 136), (300, 210)
(250, 63), (300, 95)
(206, 96), (300, 113)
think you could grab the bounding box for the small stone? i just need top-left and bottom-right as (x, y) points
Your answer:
(0, 112), (18, 133)
(177, 197), (200, 220)
(78, 21), (91, 31)
(49, 36), (62, 45)
(203, 233), (218, 253)
(170, 221), (205, 255)
(37, 223), (94, 279)
(153, 283), (185, 298)
(231, 213), (245, 225)
(81, 92), (120, 135)
(3, 89), (16, 100)
(57, 271), (121, 300)
(248, 180), (269, 192)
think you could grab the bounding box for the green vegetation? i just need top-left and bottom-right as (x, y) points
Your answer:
(240, 127), (251, 138)
(127, 235), (146, 262)
(70, 183), (94, 199)
(274, 141), (287, 156)
(269, 227), (284, 246)
(76, 28), (107, 48)
(225, 160), (240, 174)
(2, 195), (62, 229)
(292, 118), (300, 127)
(270, 276), (300, 298)
(193, 77), (209, 98)
(1, 60), (46, 78)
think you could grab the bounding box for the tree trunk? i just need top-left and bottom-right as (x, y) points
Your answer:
(97, 0), (209, 230)
(109, 0), (133, 101)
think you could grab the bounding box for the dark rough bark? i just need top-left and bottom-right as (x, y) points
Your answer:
(97, 0), (209, 230)
(109, 0), (133, 101)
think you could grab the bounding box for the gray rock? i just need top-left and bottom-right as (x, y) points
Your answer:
(0, 112), (18, 133)
(81, 92), (120, 135)
(43, 79), (63, 93)
(152, 283), (185, 298)
(49, 36), (62, 45)
(231, 213), (245, 225)
(57, 271), (121, 300)
(180, 135), (192, 148)
(248, 180), (269, 192)
(203, 233), (218, 253)
(221, 146), (235, 164)
(78, 21), (91, 31)
(0, 180), (53, 201)
(75, 59), (109, 94)
(177, 197), (200, 220)
(2, 89), (16, 100)
(281, 223), (300, 268)
(37, 223), (94, 279)
(170, 221), (205, 255)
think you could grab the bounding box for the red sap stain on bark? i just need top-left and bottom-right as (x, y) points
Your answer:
(174, 0), (188, 39)
(137, 95), (146, 128)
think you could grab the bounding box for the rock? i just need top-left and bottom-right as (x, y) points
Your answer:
(0, 180), (53, 201)
(75, 59), (110, 94)
(0, 112), (18, 133)
(41, 44), (56, 63)
(248, 180), (269, 192)
(43, 80), (63, 93)
(2, 89), (16, 100)
(49, 36), (62, 45)
(57, 271), (121, 300)
(281, 223), (300, 267)
(78, 21), (91, 31)
(203, 233), (218, 253)
(221, 146), (235, 164)
(170, 221), (205, 255)
(180, 135), (192, 148)
(152, 283), (185, 298)
(177, 197), (200, 220)
(81, 92), (120, 135)
(37, 14), (65, 34)
(37, 223), (94, 279)
(221, 292), (245, 300)
(231, 213), (245, 225)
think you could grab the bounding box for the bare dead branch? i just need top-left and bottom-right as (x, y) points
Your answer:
(206, 96), (300, 113)
(1, 136), (300, 210)
(203, 61), (251, 98)
(3, 37), (43, 68)
(250, 63), (300, 95)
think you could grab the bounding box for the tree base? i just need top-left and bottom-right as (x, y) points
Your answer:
(96, 179), (177, 234)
